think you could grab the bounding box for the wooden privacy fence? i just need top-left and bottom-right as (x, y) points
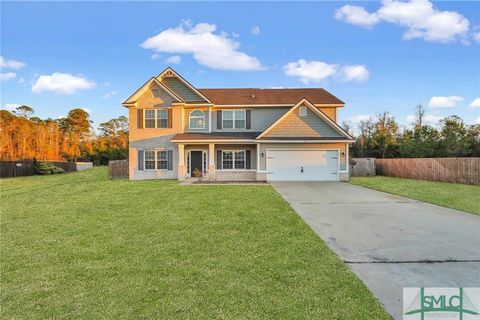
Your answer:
(0, 160), (77, 178)
(109, 160), (129, 179)
(350, 158), (376, 176)
(375, 158), (480, 185)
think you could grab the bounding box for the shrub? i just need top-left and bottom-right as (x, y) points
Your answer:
(34, 162), (65, 175)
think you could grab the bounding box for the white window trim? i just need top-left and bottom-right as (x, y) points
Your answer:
(222, 109), (246, 129)
(219, 150), (247, 171)
(143, 149), (170, 171)
(143, 108), (168, 129)
(189, 109), (206, 129)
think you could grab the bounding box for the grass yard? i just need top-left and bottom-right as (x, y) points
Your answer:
(351, 176), (480, 215)
(1, 167), (389, 319)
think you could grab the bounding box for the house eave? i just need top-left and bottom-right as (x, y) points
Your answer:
(255, 139), (355, 143)
(171, 139), (257, 144)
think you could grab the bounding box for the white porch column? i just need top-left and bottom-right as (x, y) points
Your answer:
(178, 144), (185, 180)
(208, 143), (216, 180)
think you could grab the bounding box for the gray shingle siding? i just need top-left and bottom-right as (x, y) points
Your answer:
(263, 107), (342, 138)
(161, 77), (205, 102)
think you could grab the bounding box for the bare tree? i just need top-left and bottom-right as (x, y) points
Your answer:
(413, 104), (425, 129)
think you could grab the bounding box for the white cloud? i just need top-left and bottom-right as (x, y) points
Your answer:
(251, 26), (261, 35)
(17, 77), (25, 84)
(406, 113), (442, 126)
(0, 72), (16, 81)
(335, 0), (470, 43)
(165, 55), (181, 64)
(283, 59), (369, 84)
(2, 103), (21, 111)
(32, 73), (96, 95)
(284, 59), (337, 84)
(475, 116), (480, 125)
(428, 96), (463, 108)
(103, 90), (117, 98)
(468, 98), (480, 109)
(151, 53), (161, 60)
(335, 5), (380, 28)
(141, 21), (263, 71)
(81, 107), (92, 114)
(0, 56), (26, 69)
(339, 65), (370, 82)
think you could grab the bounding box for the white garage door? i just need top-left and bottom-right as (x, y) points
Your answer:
(266, 150), (339, 181)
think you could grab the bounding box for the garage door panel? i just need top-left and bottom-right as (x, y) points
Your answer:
(266, 150), (338, 181)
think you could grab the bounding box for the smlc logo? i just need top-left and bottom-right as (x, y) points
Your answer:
(403, 287), (480, 320)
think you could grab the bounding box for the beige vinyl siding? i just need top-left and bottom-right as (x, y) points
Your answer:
(263, 107), (342, 138)
(319, 107), (336, 121)
(161, 77), (206, 102)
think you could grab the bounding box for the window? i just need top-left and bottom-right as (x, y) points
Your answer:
(144, 150), (170, 170)
(222, 150), (246, 170)
(144, 109), (169, 128)
(157, 109), (168, 128)
(299, 106), (307, 117)
(222, 110), (234, 129)
(222, 151), (233, 169)
(234, 110), (246, 129)
(157, 150), (168, 170)
(234, 150), (245, 169)
(189, 110), (205, 129)
(145, 110), (156, 128)
(144, 150), (156, 169)
(222, 110), (245, 129)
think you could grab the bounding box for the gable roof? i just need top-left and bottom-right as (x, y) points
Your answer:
(257, 98), (354, 140)
(156, 67), (211, 103)
(122, 77), (183, 106)
(197, 88), (344, 106)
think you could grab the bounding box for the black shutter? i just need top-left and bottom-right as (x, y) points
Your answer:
(217, 110), (222, 129)
(246, 150), (251, 169)
(137, 109), (143, 129)
(167, 150), (173, 170)
(216, 150), (222, 169)
(138, 150), (144, 170)
(167, 109), (173, 128)
(246, 110), (251, 130)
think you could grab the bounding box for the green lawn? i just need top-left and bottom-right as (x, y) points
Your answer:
(1, 167), (389, 319)
(350, 176), (480, 215)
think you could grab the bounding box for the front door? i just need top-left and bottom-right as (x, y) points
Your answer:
(190, 151), (203, 177)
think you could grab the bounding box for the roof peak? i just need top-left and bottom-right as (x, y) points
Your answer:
(198, 88), (328, 90)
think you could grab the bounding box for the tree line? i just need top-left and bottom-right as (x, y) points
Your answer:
(0, 105), (128, 165)
(343, 105), (480, 158)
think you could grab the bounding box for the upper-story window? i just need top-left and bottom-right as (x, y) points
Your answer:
(222, 110), (245, 129)
(144, 109), (168, 128)
(189, 110), (205, 129)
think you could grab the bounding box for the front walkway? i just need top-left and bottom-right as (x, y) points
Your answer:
(271, 182), (480, 319)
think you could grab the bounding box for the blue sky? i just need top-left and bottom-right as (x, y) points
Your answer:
(1, 1), (479, 129)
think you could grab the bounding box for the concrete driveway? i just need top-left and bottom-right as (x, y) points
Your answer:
(271, 182), (480, 319)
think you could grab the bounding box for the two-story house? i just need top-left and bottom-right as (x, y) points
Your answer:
(123, 67), (354, 181)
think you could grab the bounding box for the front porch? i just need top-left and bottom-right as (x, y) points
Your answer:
(177, 143), (259, 181)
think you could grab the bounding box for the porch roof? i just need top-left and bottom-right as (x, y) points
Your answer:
(171, 132), (262, 142)
(256, 136), (353, 141)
